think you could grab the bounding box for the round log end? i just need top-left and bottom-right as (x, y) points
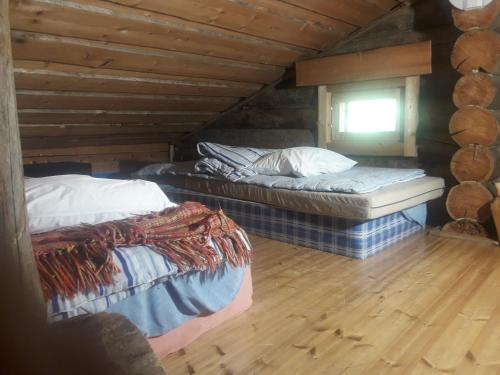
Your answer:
(453, 73), (498, 108)
(451, 31), (500, 74)
(442, 219), (488, 237)
(450, 145), (496, 182)
(449, 107), (499, 147)
(452, 1), (499, 32)
(446, 181), (494, 222)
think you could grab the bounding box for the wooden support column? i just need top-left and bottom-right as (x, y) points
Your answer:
(404, 76), (420, 157)
(0, 0), (48, 373)
(0, 9), (168, 375)
(317, 86), (331, 149)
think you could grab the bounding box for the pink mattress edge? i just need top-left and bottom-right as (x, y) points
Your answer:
(147, 267), (253, 359)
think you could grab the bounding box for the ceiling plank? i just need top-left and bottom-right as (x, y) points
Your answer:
(107, 0), (356, 50)
(14, 61), (262, 97)
(10, 0), (313, 67)
(277, 0), (397, 27)
(11, 31), (284, 83)
(16, 90), (238, 111)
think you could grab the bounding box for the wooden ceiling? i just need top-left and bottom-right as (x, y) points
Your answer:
(10, 0), (408, 147)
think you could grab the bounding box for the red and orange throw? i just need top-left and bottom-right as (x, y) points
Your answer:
(32, 202), (252, 300)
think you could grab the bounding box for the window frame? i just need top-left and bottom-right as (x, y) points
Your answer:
(318, 76), (420, 157)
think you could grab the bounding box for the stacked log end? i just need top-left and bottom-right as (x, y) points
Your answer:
(446, 0), (500, 238)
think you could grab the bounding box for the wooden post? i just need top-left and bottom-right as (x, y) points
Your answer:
(404, 76), (420, 157)
(0, 0), (49, 373)
(0, 10), (168, 375)
(317, 86), (331, 149)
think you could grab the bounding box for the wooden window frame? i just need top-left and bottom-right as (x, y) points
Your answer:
(318, 76), (420, 157)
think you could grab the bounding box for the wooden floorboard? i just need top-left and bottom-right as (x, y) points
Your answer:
(161, 234), (500, 374)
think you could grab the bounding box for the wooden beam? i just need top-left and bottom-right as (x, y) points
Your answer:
(10, 0), (312, 67)
(16, 90), (239, 112)
(14, 60), (261, 97)
(107, 0), (356, 50)
(296, 40), (432, 86)
(0, 1), (47, 373)
(11, 31), (284, 84)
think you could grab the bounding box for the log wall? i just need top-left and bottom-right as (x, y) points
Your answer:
(9, 0), (407, 175)
(180, 0), (459, 225)
(444, 0), (500, 239)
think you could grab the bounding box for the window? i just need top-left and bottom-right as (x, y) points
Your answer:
(333, 88), (402, 136)
(318, 77), (420, 157)
(338, 98), (398, 133)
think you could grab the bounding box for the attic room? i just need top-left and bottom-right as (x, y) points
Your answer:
(2, 0), (500, 374)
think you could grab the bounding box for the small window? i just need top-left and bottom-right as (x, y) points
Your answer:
(338, 98), (398, 133)
(318, 77), (419, 157)
(333, 88), (402, 137)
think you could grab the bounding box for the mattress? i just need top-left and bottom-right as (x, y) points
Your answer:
(151, 175), (444, 220)
(160, 184), (426, 259)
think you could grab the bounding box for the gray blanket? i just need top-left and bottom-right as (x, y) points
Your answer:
(238, 167), (425, 194)
(135, 163), (425, 194)
(195, 142), (272, 181)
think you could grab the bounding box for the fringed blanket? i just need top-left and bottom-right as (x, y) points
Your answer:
(32, 202), (252, 300)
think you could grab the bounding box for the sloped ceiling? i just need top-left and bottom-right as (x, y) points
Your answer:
(10, 0), (409, 148)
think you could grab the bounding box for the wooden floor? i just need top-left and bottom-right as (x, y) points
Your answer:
(162, 234), (500, 374)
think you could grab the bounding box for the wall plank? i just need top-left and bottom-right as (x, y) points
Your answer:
(23, 151), (171, 165)
(11, 31), (284, 84)
(21, 134), (184, 149)
(18, 109), (216, 124)
(19, 123), (202, 137)
(14, 61), (262, 97)
(16, 90), (238, 112)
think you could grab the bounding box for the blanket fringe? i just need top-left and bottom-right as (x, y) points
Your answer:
(32, 202), (252, 300)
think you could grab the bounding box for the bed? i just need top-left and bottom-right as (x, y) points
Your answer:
(134, 143), (445, 259)
(26, 175), (253, 359)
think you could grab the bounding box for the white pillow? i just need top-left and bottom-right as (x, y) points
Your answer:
(251, 147), (357, 177)
(25, 175), (176, 234)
